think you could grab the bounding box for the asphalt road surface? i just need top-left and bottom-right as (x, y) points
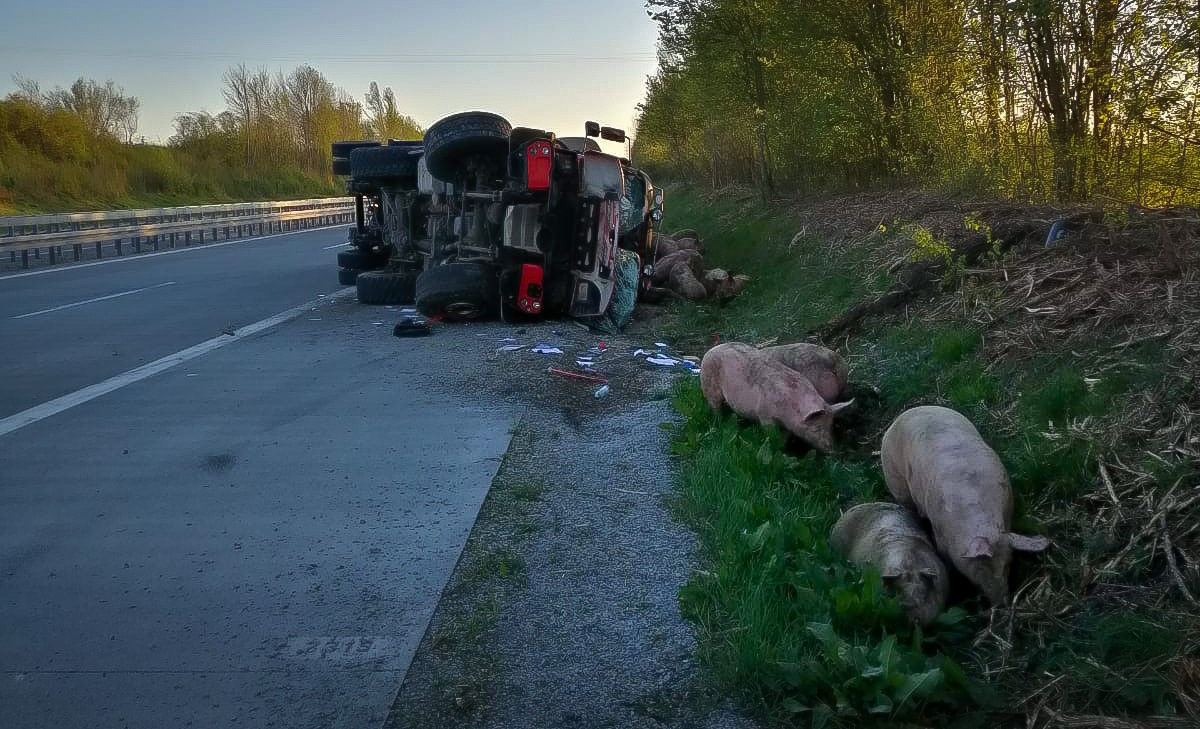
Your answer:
(0, 227), (518, 728)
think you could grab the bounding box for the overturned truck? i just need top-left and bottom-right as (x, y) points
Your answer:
(331, 111), (664, 323)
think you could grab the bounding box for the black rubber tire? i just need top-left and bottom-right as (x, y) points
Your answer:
(337, 248), (386, 270)
(415, 262), (497, 320)
(356, 270), (418, 305)
(423, 111), (512, 182)
(338, 267), (362, 286)
(350, 145), (423, 184)
(332, 158), (352, 176)
(332, 140), (381, 159)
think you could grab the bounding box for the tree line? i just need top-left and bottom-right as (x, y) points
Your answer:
(171, 65), (422, 178)
(0, 67), (422, 212)
(632, 0), (1200, 205)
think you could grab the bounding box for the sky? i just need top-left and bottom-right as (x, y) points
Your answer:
(0, 0), (662, 152)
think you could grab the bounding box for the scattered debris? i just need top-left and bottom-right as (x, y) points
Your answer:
(531, 344), (564, 355)
(593, 384), (610, 399)
(393, 317), (432, 338)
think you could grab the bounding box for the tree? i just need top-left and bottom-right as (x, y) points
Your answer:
(364, 82), (422, 140)
(42, 78), (139, 141)
(222, 64), (256, 169)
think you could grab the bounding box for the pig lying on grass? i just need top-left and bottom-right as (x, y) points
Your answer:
(881, 405), (1050, 605)
(831, 502), (949, 626)
(700, 342), (852, 452)
(761, 342), (848, 402)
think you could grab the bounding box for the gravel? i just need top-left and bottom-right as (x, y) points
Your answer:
(381, 309), (758, 729)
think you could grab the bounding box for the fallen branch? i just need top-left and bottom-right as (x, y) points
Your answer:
(1159, 513), (1198, 604)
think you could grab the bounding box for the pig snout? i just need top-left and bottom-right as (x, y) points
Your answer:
(958, 549), (1011, 606)
(793, 411), (835, 452)
(887, 572), (945, 626)
(785, 400), (853, 453)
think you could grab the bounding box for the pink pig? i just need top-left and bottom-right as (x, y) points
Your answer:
(700, 342), (852, 451)
(881, 405), (1050, 605)
(761, 342), (848, 402)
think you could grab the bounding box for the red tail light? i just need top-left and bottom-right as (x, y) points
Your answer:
(525, 141), (553, 191)
(517, 264), (544, 314)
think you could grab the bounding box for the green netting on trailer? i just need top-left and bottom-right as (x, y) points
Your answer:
(591, 248), (640, 333)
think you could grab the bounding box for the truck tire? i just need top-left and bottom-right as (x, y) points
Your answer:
(333, 140), (381, 158)
(350, 145), (423, 185)
(356, 270), (418, 305)
(338, 267), (361, 286)
(423, 111), (512, 182)
(415, 262), (497, 320)
(337, 248), (386, 270)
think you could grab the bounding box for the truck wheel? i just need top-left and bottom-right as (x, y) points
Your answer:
(415, 263), (497, 320)
(423, 111), (512, 182)
(356, 270), (418, 305)
(337, 248), (386, 270)
(332, 140), (381, 158)
(338, 267), (361, 286)
(350, 145), (423, 186)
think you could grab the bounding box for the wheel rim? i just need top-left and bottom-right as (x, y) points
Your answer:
(445, 302), (482, 319)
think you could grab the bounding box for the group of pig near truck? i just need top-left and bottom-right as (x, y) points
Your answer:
(330, 111), (663, 324)
(702, 342), (1051, 625)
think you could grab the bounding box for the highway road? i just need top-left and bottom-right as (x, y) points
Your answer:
(0, 226), (518, 728)
(0, 227), (353, 418)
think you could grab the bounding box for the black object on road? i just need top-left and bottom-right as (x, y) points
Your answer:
(393, 316), (432, 338)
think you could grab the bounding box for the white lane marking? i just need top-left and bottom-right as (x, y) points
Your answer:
(0, 224), (345, 282)
(322, 242), (350, 250)
(0, 288), (355, 438)
(12, 281), (176, 319)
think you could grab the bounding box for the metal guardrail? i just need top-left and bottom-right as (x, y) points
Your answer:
(0, 198), (355, 270)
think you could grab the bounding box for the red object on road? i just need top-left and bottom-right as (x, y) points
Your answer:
(548, 367), (609, 385)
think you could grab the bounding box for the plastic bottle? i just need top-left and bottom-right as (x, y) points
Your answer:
(594, 384), (610, 399)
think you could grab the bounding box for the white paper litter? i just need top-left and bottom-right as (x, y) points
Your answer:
(497, 345), (527, 353)
(531, 345), (564, 355)
(655, 342), (669, 348)
(646, 356), (679, 366)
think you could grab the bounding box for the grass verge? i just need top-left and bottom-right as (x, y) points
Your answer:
(659, 185), (1200, 727)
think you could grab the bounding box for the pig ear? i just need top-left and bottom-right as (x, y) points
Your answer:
(830, 399), (855, 416)
(961, 536), (993, 559)
(1007, 533), (1051, 552)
